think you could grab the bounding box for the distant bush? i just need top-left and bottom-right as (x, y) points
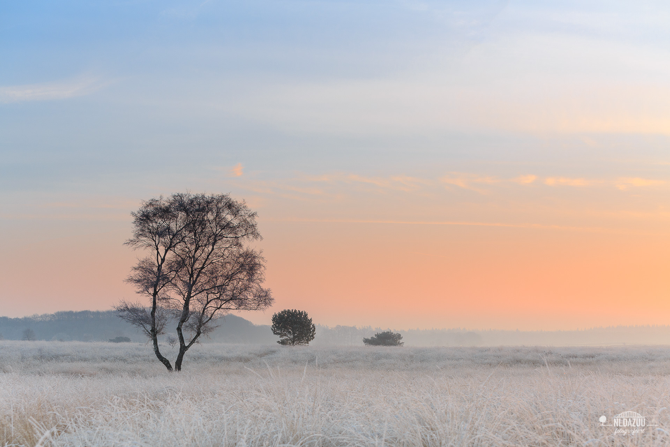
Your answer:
(363, 331), (403, 346)
(109, 336), (131, 343)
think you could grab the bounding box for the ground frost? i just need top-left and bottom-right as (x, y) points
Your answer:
(1, 342), (670, 446)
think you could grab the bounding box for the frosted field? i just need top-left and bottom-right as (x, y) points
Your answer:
(2, 342), (670, 446)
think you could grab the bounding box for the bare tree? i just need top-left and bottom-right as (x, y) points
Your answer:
(117, 193), (273, 371)
(22, 328), (36, 341)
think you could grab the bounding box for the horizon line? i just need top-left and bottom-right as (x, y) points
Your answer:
(3, 309), (670, 333)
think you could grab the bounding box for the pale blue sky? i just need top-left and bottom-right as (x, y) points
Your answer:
(3, 0), (670, 198)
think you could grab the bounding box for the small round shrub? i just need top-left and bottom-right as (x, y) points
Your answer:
(363, 331), (403, 346)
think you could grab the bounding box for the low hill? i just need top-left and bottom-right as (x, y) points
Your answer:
(0, 310), (275, 344)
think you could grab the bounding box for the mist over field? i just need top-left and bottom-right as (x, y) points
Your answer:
(2, 310), (670, 347)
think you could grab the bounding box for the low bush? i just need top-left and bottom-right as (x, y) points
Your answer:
(363, 331), (403, 346)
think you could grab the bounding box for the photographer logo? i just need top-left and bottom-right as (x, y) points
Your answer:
(599, 411), (656, 436)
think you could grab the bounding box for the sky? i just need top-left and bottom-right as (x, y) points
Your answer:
(1, 0), (670, 330)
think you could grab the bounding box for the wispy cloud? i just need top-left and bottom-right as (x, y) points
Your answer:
(231, 172), (430, 202)
(268, 217), (642, 235)
(544, 177), (591, 187)
(231, 163), (244, 177)
(230, 178), (330, 202)
(616, 177), (666, 190)
(346, 174), (428, 191)
(288, 173), (430, 192)
(512, 175), (538, 185)
(0, 76), (108, 103)
(223, 170), (670, 205)
(440, 173), (498, 193)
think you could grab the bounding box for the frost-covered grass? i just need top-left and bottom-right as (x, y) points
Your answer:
(1, 342), (670, 446)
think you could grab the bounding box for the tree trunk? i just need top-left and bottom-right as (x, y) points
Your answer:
(175, 344), (186, 372)
(174, 332), (201, 371)
(152, 334), (173, 372)
(175, 302), (188, 371)
(151, 291), (173, 372)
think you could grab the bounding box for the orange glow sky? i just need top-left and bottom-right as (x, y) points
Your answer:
(2, 166), (669, 330)
(2, 1), (670, 330)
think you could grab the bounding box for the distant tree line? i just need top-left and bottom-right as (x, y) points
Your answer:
(3, 311), (670, 346)
(311, 325), (484, 347)
(0, 311), (141, 342)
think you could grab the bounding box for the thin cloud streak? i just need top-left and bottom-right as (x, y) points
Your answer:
(0, 76), (109, 103)
(268, 218), (648, 235)
(616, 177), (666, 190)
(512, 175), (537, 184)
(346, 174), (428, 191)
(227, 171), (670, 203)
(544, 177), (592, 187)
(440, 173), (499, 193)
